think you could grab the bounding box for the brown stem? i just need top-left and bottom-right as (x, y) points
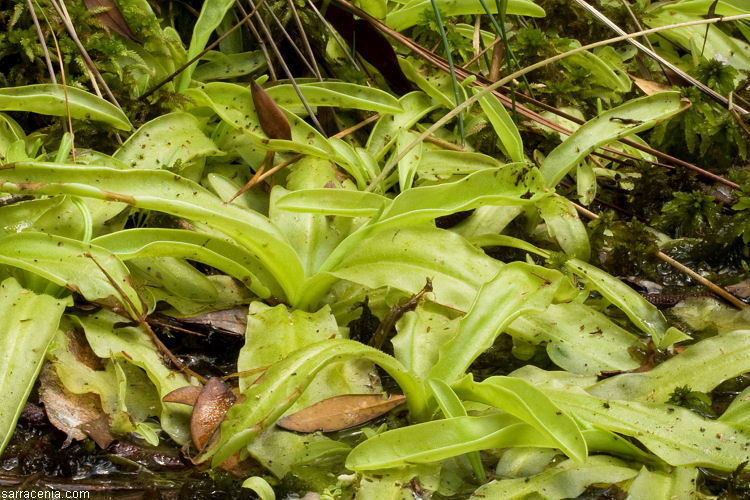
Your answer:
(49, 29), (75, 163)
(143, 321), (208, 384)
(48, 0), (124, 115)
(25, 0), (56, 84)
(411, 130), (464, 151)
(226, 151), (274, 203)
(489, 36), (504, 82)
(332, 113), (381, 138)
(656, 252), (747, 309)
(369, 278), (433, 350)
(287, 0), (323, 80)
(330, 0), (740, 191)
(464, 36), (504, 69)
(86, 254), (208, 382)
(261, 0), (318, 76)
(141, 0), (270, 100)
(244, 0), (326, 135)
(235, 0), (277, 81)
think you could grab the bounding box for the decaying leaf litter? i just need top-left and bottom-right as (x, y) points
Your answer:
(0, 0), (749, 497)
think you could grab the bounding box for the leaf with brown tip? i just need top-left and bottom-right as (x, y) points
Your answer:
(83, 0), (138, 42)
(163, 385), (203, 406)
(277, 394), (407, 433)
(191, 377), (237, 450)
(251, 80), (292, 141)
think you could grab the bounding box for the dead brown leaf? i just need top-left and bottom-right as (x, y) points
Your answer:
(39, 365), (114, 448)
(190, 377), (237, 450)
(251, 80), (292, 141)
(276, 394), (407, 433)
(630, 75), (672, 96)
(65, 329), (105, 370)
(727, 277), (750, 299)
(83, 0), (138, 42)
(80, 415), (117, 448)
(163, 385), (203, 406)
(179, 309), (248, 336)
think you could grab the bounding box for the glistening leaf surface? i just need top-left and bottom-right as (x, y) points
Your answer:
(0, 232), (142, 316)
(453, 375), (587, 463)
(92, 228), (273, 298)
(590, 329), (750, 402)
(346, 413), (556, 470)
(518, 367), (750, 470)
(113, 112), (221, 170)
(207, 339), (423, 467)
(565, 258), (672, 347)
(322, 226), (501, 312)
(379, 164), (548, 226)
(469, 456), (637, 499)
(430, 262), (576, 383)
(550, 387), (750, 469)
(266, 82), (402, 114)
(0, 278), (68, 455)
(540, 92), (682, 187)
(507, 302), (641, 375)
(175, 0), (235, 91)
(386, 0), (545, 31)
(0, 84), (131, 131)
(275, 189), (388, 217)
(0, 162), (303, 300)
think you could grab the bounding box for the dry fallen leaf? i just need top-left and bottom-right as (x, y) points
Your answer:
(163, 385), (203, 406)
(80, 415), (116, 449)
(251, 80), (292, 141)
(727, 277), (750, 299)
(179, 309), (248, 336)
(191, 377), (237, 450)
(630, 75), (672, 96)
(83, 0), (138, 42)
(277, 394), (407, 433)
(39, 365), (114, 448)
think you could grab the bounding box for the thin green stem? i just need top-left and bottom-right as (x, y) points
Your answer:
(477, 0), (533, 109)
(429, 0), (465, 143)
